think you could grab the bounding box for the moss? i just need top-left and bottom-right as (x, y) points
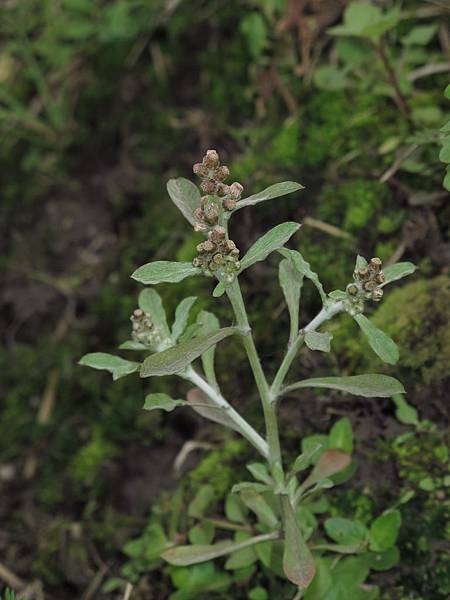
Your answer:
(70, 431), (117, 487)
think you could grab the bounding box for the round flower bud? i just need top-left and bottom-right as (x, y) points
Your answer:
(196, 242), (206, 253)
(204, 205), (219, 224)
(372, 288), (384, 301)
(216, 165), (230, 180)
(224, 239), (236, 252)
(204, 149), (219, 167)
(229, 182), (243, 198)
(369, 257), (382, 271)
(223, 197), (237, 211)
(375, 272), (385, 284)
(363, 280), (377, 292)
(212, 253), (223, 265)
(203, 240), (215, 253)
(201, 179), (218, 194)
(133, 308), (144, 318)
(194, 223), (207, 233)
(357, 267), (370, 280)
(216, 184), (228, 197)
(346, 283), (359, 296)
(193, 207), (204, 221)
(193, 163), (203, 176)
(209, 226), (226, 242)
(230, 248), (240, 258)
(192, 257), (203, 268)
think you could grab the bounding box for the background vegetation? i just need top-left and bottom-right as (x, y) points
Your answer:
(0, 0), (449, 598)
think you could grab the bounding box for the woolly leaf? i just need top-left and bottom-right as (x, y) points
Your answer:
(132, 261), (200, 285)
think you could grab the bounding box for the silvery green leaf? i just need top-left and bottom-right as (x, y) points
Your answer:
(186, 388), (242, 433)
(281, 495), (315, 588)
(161, 534), (276, 567)
(197, 310), (220, 388)
(240, 490), (279, 529)
(139, 288), (170, 337)
(140, 327), (240, 377)
(231, 482), (271, 494)
(188, 484), (215, 518)
(178, 323), (202, 343)
(167, 177), (202, 226)
(305, 331), (332, 352)
(119, 341), (147, 350)
(240, 222), (301, 272)
(171, 296), (197, 341)
(381, 262), (416, 287)
(79, 353), (139, 380)
(329, 290), (347, 300)
(354, 314), (399, 365)
(355, 254), (368, 269)
(132, 261), (200, 285)
(143, 393), (184, 412)
(284, 374), (404, 397)
(235, 181), (304, 211)
(212, 281), (226, 297)
(279, 258), (303, 342)
(279, 248), (327, 304)
(246, 463), (273, 485)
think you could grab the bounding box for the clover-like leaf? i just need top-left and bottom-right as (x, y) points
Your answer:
(140, 327), (240, 377)
(79, 353), (139, 380)
(354, 314), (399, 365)
(132, 261), (200, 285)
(235, 181), (304, 211)
(240, 222), (301, 272)
(167, 177), (202, 226)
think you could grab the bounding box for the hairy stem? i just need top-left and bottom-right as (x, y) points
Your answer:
(226, 279), (282, 468)
(270, 301), (344, 400)
(184, 366), (269, 458)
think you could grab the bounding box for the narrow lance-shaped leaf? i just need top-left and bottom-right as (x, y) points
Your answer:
(161, 533), (278, 566)
(139, 288), (170, 338)
(79, 353), (139, 380)
(132, 261), (200, 285)
(171, 296), (197, 342)
(279, 248), (327, 305)
(283, 374), (405, 398)
(235, 181), (304, 211)
(240, 222), (301, 272)
(212, 281), (225, 298)
(240, 490), (279, 529)
(354, 314), (399, 365)
(167, 177), (202, 226)
(380, 262), (416, 287)
(143, 393), (185, 412)
(281, 495), (316, 588)
(196, 310), (220, 388)
(304, 331), (332, 353)
(279, 258), (303, 343)
(140, 327), (240, 377)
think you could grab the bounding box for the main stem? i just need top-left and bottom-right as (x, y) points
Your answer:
(226, 280), (282, 468)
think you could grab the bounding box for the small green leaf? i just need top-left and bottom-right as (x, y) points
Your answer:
(240, 491), (279, 529)
(79, 353), (139, 380)
(281, 496), (316, 588)
(392, 394), (419, 426)
(140, 327), (239, 377)
(212, 281), (225, 297)
(279, 248), (327, 304)
(381, 262), (416, 287)
(196, 311), (220, 388)
(329, 417), (353, 454)
(119, 340), (147, 350)
(172, 296), (197, 342)
(355, 255), (368, 269)
(246, 463), (273, 485)
(167, 177), (202, 226)
(188, 484), (215, 518)
(279, 258), (303, 343)
(139, 288), (170, 337)
(401, 24), (437, 46)
(143, 393), (184, 412)
(305, 331), (332, 352)
(240, 222), (301, 272)
(224, 533), (258, 570)
(236, 181), (303, 210)
(225, 493), (249, 524)
(354, 314), (399, 365)
(189, 522), (215, 545)
(364, 547), (400, 571)
(301, 450), (351, 491)
(369, 510), (401, 552)
(445, 84), (450, 100)
(232, 482), (271, 494)
(249, 586), (269, 600)
(291, 443), (324, 475)
(162, 534), (277, 567)
(132, 261), (200, 285)
(284, 374), (405, 398)
(324, 518), (368, 546)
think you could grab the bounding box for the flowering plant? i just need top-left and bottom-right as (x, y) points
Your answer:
(80, 151), (416, 597)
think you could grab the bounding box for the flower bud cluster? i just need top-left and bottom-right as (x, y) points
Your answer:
(130, 309), (161, 348)
(192, 150), (244, 233)
(192, 225), (241, 284)
(345, 257), (385, 315)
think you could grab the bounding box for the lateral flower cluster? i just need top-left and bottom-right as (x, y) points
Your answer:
(130, 309), (162, 349)
(345, 257), (385, 315)
(191, 150), (242, 284)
